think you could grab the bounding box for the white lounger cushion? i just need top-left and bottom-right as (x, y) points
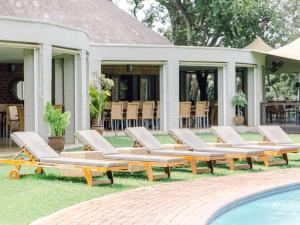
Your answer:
(41, 157), (127, 168)
(11, 132), (59, 160)
(210, 126), (247, 145)
(169, 129), (209, 149)
(170, 129), (264, 155)
(104, 154), (183, 163)
(210, 126), (298, 151)
(257, 126), (293, 144)
(11, 131), (128, 168)
(76, 130), (184, 163)
(149, 149), (225, 157)
(125, 127), (165, 150)
(75, 130), (119, 155)
(194, 147), (264, 155)
(237, 144), (297, 151)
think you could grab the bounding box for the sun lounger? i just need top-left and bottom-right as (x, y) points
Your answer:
(75, 130), (185, 181)
(0, 132), (128, 186)
(169, 128), (266, 170)
(210, 126), (299, 166)
(125, 127), (245, 173)
(257, 125), (300, 149)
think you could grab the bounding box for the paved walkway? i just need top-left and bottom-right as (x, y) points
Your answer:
(32, 168), (300, 225)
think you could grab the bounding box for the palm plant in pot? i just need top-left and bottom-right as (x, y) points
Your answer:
(90, 86), (111, 134)
(44, 102), (71, 152)
(232, 91), (248, 126)
(90, 73), (114, 134)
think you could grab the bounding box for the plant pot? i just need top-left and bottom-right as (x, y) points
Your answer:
(91, 117), (99, 127)
(92, 125), (104, 135)
(235, 115), (245, 126)
(48, 136), (65, 152)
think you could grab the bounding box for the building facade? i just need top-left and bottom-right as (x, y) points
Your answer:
(0, 0), (267, 143)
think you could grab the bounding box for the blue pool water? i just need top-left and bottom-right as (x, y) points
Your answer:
(210, 187), (300, 225)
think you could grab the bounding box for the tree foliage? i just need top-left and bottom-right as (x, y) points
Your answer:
(265, 73), (299, 101)
(124, 0), (300, 48)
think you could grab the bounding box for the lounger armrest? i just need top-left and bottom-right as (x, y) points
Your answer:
(60, 151), (104, 160)
(115, 147), (149, 155)
(163, 144), (189, 150)
(212, 143), (233, 147)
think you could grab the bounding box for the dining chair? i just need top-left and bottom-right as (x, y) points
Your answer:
(179, 102), (192, 128)
(111, 102), (124, 131)
(141, 101), (155, 130)
(126, 103), (139, 127)
(195, 101), (207, 128)
(7, 105), (20, 146)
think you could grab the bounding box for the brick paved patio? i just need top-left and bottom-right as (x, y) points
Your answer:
(32, 168), (300, 225)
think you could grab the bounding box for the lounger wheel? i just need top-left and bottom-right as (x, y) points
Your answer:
(9, 169), (20, 179)
(35, 167), (44, 174)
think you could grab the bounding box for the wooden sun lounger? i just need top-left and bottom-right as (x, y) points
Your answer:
(257, 125), (300, 149)
(210, 126), (299, 166)
(0, 132), (128, 186)
(169, 128), (266, 170)
(75, 130), (185, 181)
(124, 127), (247, 173)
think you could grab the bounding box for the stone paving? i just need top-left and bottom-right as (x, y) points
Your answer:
(32, 168), (300, 225)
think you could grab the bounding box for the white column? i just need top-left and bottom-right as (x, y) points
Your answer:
(226, 62), (236, 125)
(247, 67), (256, 126)
(23, 49), (38, 131)
(255, 65), (263, 125)
(165, 60), (179, 130)
(90, 60), (101, 87)
(64, 54), (75, 143)
(37, 44), (52, 139)
(217, 66), (226, 125)
(75, 50), (89, 131)
(159, 64), (167, 131)
(54, 58), (64, 105)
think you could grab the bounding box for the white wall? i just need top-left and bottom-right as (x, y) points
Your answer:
(90, 45), (264, 129)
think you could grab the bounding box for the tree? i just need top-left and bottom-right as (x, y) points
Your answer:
(122, 0), (300, 48)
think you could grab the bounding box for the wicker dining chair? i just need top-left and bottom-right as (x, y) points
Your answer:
(195, 101), (207, 128)
(126, 103), (139, 127)
(7, 106), (20, 146)
(119, 101), (128, 111)
(141, 101), (155, 130)
(179, 102), (192, 128)
(111, 102), (124, 131)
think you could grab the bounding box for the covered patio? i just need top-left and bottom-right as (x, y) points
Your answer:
(259, 38), (300, 132)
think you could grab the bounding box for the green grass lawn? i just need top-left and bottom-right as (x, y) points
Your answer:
(1, 132), (300, 225)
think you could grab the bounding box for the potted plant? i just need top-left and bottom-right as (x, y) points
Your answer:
(232, 91), (248, 126)
(89, 73), (114, 134)
(90, 86), (110, 134)
(44, 102), (71, 152)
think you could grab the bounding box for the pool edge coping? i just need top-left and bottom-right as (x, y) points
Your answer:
(206, 182), (300, 225)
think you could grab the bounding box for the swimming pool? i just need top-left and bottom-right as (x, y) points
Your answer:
(210, 185), (300, 225)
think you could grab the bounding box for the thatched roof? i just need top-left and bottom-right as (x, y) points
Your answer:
(243, 37), (274, 53)
(0, 0), (171, 45)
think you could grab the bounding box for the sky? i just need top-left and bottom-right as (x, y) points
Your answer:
(113, 0), (164, 32)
